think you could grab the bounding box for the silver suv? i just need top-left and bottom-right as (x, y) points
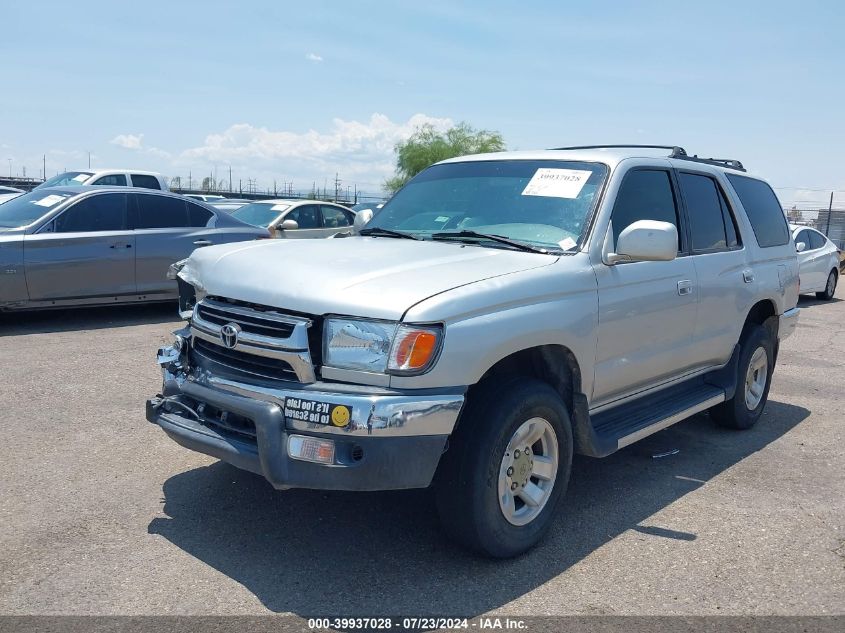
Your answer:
(147, 145), (800, 557)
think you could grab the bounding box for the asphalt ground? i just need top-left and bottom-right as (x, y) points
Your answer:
(0, 290), (842, 618)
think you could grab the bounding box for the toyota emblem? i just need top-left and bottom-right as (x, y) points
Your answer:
(220, 323), (241, 348)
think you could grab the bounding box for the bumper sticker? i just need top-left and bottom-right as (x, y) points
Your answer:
(284, 397), (351, 427)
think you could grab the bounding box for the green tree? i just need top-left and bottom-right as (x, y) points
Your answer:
(384, 122), (505, 193)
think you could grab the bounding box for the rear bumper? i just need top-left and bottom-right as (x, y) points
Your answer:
(147, 358), (464, 491)
(779, 307), (800, 341)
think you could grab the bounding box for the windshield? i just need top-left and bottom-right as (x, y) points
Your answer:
(368, 160), (607, 251)
(230, 202), (288, 227)
(0, 190), (74, 228)
(36, 171), (93, 189)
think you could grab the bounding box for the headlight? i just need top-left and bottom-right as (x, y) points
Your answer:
(323, 318), (442, 375)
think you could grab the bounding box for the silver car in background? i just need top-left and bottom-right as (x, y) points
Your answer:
(791, 224), (840, 300)
(0, 186), (269, 311)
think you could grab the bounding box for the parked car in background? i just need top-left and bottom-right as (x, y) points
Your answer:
(791, 225), (840, 300)
(184, 194), (226, 202)
(36, 170), (168, 191)
(0, 186), (268, 311)
(0, 187), (24, 205)
(209, 198), (251, 213)
(230, 199), (356, 238)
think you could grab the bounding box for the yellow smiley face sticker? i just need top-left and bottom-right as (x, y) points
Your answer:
(331, 405), (351, 427)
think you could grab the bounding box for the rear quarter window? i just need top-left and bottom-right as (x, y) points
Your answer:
(726, 174), (789, 248)
(130, 174), (162, 190)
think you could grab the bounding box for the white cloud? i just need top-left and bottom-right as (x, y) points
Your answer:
(110, 133), (144, 150)
(178, 113), (453, 188)
(306, 52), (323, 62)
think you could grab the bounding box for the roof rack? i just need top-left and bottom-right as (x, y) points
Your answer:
(549, 144), (746, 172)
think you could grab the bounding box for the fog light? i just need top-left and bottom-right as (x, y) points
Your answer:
(288, 435), (335, 465)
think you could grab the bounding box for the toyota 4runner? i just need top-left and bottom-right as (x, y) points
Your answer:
(147, 145), (800, 557)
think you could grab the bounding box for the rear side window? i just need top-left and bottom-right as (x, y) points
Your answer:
(55, 194), (127, 232)
(130, 174), (162, 190)
(321, 205), (352, 227)
(726, 175), (789, 247)
(611, 169), (680, 249)
(91, 174), (128, 186)
(187, 202), (214, 227)
(678, 173), (728, 252)
(134, 194), (188, 228)
(808, 230), (826, 250)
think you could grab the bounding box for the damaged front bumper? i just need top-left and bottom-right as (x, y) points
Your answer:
(146, 331), (465, 491)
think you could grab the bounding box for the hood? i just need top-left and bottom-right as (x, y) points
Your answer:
(184, 236), (557, 320)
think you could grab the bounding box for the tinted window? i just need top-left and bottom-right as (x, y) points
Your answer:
(131, 174), (161, 190)
(54, 194), (127, 232)
(287, 204), (320, 229)
(795, 230), (810, 250)
(91, 174), (127, 186)
(134, 194), (188, 228)
(726, 175), (789, 248)
(717, 185), (740, 248)
(808, 230), (826, 250)
(321, 205), (352, 228)
(187, 202), (214, 227)
(611, 170), (680, 248)
(679, 173), (729, 251)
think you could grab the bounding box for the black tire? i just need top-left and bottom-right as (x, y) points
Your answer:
(434, 377), (573, 558)
(816, 269), (838, 300)
(710, 324), (775, 430)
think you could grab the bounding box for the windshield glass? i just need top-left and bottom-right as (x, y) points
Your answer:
(230, 202), (287, 227)
(36, 171), (93, 189)
(0, 190), (74, 228)
(369, 160), (607, 251)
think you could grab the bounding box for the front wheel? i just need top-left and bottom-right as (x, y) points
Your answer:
(435, 378), (573, 558)
(710, 324), (774, 430)
(816, 269), (838, 300)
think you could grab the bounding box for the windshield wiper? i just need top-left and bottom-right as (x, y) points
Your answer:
(359, 227), (421, 240)
(431, 230), (551, 254)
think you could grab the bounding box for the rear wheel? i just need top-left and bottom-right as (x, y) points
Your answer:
(710, 324), (774, 430)
(816, 269), (837, 300)
(435, 378), (573, 558)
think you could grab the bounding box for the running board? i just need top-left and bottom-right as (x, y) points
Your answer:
(591, 381), (726, 451)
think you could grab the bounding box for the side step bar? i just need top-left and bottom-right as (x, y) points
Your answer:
(573, 378), (728, 457)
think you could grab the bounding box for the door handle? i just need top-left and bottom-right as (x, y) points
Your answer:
(677, 280), (693, 296)
(742, 269), (755, 283)
(110, 243), (132, 249)
(193, 240), (213, 246)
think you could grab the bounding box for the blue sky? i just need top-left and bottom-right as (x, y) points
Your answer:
(2, 0), (843, 205)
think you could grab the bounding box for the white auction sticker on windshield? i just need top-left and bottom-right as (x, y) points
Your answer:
(522, 168), (591, 199)
(73, 173), (89, 182)
(33, 194), (66, 207)
(271, 204), (290, 211)
(558, 237), (577, 250)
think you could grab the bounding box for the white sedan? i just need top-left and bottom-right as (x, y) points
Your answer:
(792, 225), (840, 300)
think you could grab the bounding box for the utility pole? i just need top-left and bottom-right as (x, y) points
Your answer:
(825, 191), (834, 237)
(188, 171), (192, 190)
(87, 151), (91, 168)
(7, 158), (11, 179)
(42, 155), (46, 182)
(229, 166), (233, 193)
(334, 173), (341, 202)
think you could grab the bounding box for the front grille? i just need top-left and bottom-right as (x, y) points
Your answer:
(193, 337), (299, 382)
(197, 299), (296, 338)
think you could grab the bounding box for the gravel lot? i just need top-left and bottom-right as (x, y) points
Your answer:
(0, 291), (842, 617)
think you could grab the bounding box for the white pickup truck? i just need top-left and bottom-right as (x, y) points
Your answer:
(148, 145), (799, 557)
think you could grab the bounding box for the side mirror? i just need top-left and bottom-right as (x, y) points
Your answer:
(352, 208), (374, 233)
(607, 220), (678, 264)
(278, 219), (298, 231)
(796, 241), (806, 253)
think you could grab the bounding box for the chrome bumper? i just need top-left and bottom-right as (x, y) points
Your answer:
(779, 307), (800, 341)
